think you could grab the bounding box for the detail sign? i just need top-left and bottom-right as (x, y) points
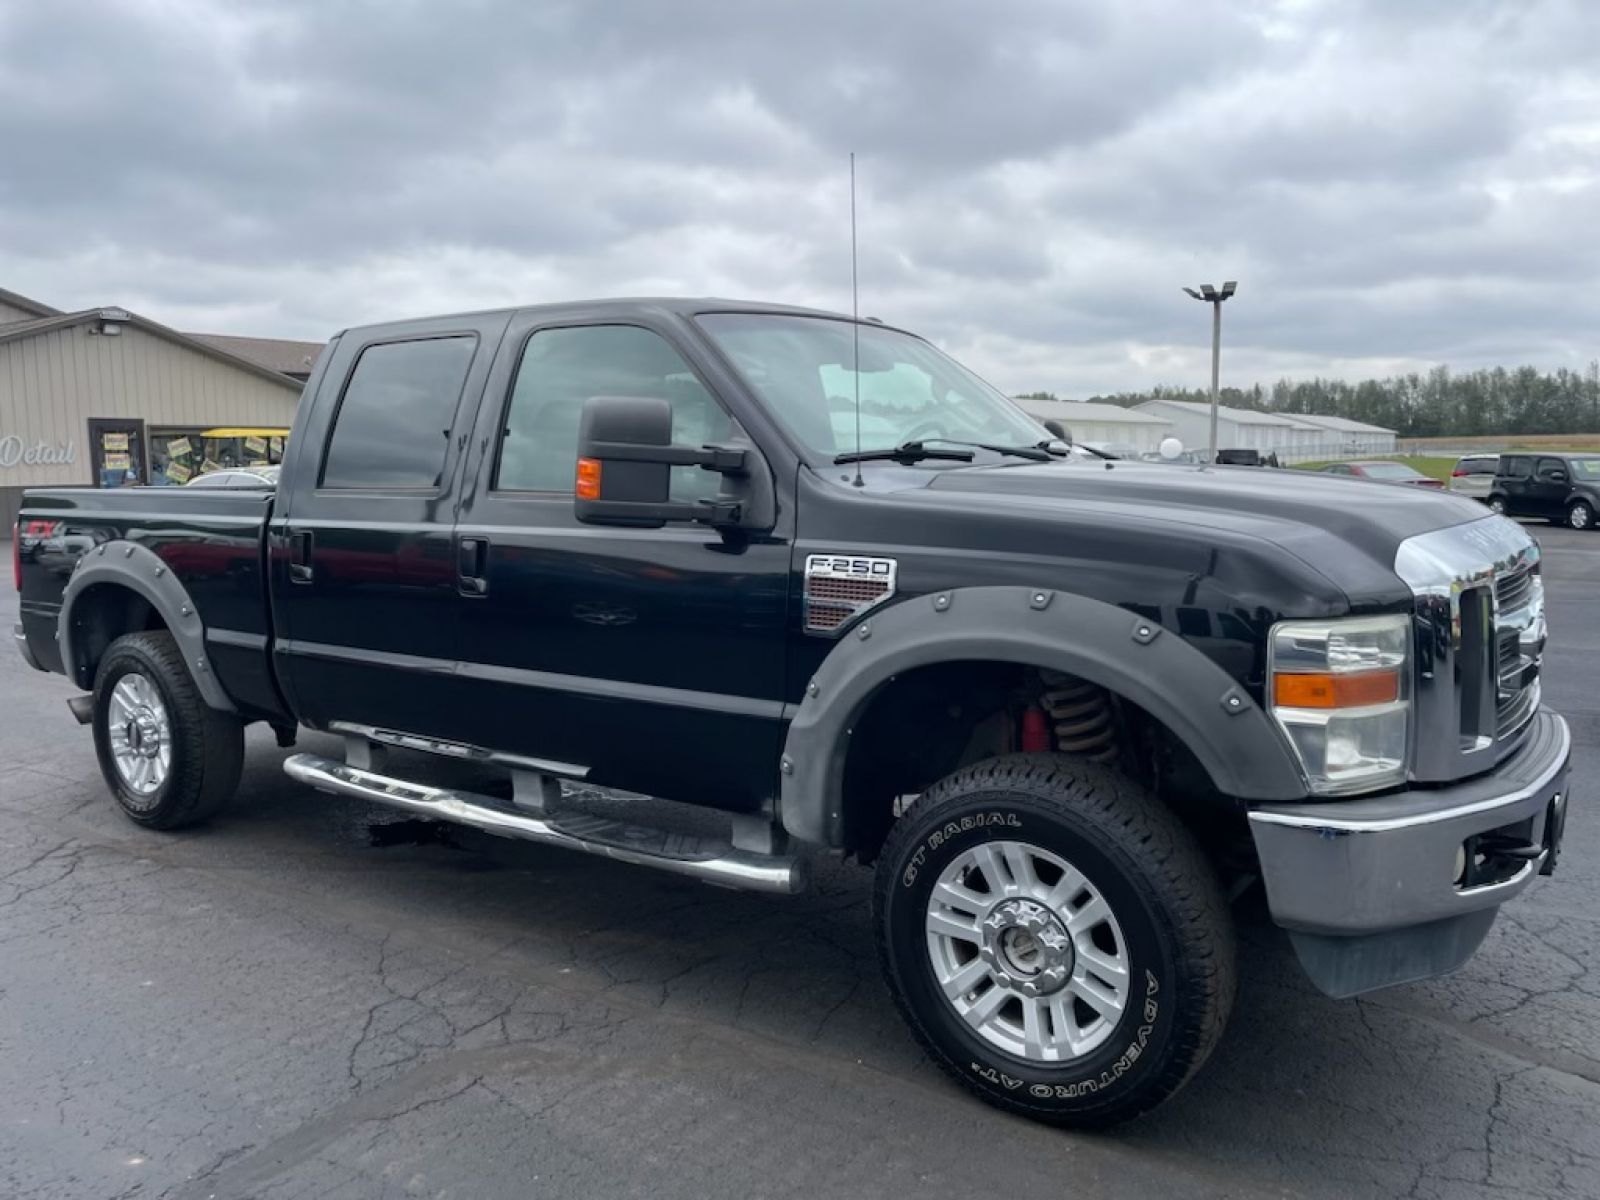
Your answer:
(0, 435), (76, 470)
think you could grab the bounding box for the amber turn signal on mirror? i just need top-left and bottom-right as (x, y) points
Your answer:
(575, 457), (602, 500)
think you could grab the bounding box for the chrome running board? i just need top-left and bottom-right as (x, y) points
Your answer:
(282, 753), (807, 895)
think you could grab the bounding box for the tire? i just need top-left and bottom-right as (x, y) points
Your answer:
(91, 631), (244, 829)
(1568, 501), (1592, 531)
(873, 753), (1235, 1128)
(1488, 496), (1507, 514)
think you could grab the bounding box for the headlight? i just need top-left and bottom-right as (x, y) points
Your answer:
(1268, 614), (1411, 795)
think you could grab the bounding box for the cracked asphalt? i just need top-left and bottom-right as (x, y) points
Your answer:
(3, 527), (1598, 1200)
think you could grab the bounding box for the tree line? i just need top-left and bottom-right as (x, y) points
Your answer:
(1019, 363), (1600, 437)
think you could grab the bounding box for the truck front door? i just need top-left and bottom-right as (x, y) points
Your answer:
(270, 314), (509, 735)
(449, 314), (791, 812)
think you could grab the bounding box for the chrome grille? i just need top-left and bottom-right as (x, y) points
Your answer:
(1495, 564), (1533, 614)
(1395, 517), (1544, 782)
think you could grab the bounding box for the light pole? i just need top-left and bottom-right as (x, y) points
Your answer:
(1182, 281), (1237, 462)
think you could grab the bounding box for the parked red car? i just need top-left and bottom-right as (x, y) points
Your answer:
(1319, 461), (1446, 489)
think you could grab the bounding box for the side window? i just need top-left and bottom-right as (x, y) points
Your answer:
(1501, 456), (1532, 479)
(1536, 457), (1566, 481)
(496, 325), (734, 499)
(321, 336), (477, 489)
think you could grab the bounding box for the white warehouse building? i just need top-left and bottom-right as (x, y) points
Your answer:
(1131, 399), (1395, 463)
(1013, 399), (1176, 454)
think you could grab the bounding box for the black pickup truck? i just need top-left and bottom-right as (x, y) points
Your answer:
(13, 299), (1570, 1126)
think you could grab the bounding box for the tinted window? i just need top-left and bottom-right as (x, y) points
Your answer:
(321, 337), (477, 489)
(1456, 457), (1497, 476)
(1500, 456), (1533, 478)
(1536, 457), (1567, 480)
(496, 325), (733, 499)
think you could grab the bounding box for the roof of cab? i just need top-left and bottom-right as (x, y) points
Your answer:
(336, 297), (874, 339)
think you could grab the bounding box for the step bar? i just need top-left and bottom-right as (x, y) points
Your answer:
(282, 753), (807, 895)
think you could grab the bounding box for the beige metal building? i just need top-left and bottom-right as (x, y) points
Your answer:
(1, 287), (320, 528)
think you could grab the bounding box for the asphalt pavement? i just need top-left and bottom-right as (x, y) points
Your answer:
(2, 527), (1598, 1200)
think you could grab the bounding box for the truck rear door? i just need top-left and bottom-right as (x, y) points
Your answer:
(270, 313), (510, 735)
(446, 312), (792, 811)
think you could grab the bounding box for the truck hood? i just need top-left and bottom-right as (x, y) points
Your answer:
(917, 459), (1497, 602)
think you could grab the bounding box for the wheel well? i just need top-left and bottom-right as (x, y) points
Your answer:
(66, 582), (169, 688)
(838, 659), (1243, 863)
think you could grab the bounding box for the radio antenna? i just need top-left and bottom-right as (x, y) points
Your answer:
(850, 152), (864, 488)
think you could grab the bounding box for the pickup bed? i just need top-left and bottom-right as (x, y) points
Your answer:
(14, 297), (1571, 1127)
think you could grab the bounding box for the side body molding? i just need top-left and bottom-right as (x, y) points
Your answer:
(778, 586), (1308, 847)
(58, 540), (237, 713)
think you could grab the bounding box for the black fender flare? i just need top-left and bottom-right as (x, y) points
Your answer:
(778, 586), (1308, 846)
(58, 540), (237, 713)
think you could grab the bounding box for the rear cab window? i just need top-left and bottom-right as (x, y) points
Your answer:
(321, 336), (479, 489)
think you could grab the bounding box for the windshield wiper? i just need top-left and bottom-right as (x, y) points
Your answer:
(833, 442), (976, 465)
(912, 438), (1057, 462)
(833, 438), (1058, 466)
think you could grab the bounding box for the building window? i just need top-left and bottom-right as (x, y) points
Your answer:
(321, 336), (477, 490)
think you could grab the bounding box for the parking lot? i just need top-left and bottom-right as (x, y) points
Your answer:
(1, 525), (1596, 1200)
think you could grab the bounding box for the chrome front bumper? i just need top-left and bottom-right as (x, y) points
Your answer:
(1248, 709), (1570, 997)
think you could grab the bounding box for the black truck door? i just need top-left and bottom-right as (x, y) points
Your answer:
(449, 314), (791, 812)
(270, 313), (510, 735)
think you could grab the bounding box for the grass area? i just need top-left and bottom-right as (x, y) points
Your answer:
(1294, 455), (1457, 481)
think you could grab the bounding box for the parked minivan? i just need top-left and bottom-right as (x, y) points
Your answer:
(1449, 453), (1500, 500)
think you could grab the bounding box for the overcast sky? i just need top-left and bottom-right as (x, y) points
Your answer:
(2, 0), (1597, 397)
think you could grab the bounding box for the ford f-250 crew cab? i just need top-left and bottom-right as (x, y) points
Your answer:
(14, 299), (1570, 1126)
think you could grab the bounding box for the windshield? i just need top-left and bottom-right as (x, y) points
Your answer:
(1359, 462), (1421, 479)
(1570, 458), (1600, 479)
(697, 313), (1047, 460)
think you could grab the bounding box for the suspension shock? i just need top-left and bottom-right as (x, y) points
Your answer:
(1037, 671), (1118, 763)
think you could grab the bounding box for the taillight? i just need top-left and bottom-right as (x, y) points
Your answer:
(1451, 469), (1467, 477)
(11, 528), (19, 592)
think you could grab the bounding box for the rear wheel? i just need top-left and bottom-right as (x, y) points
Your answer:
(1488, 495), (1507, 514)
(873, 753), (1235, 1127)
(1568, 500), (1592, 530)
(92, 631), (244, 829)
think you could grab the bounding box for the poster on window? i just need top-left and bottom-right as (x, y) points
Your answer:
(202, 459), (222, 475)
(165, 461), (192, 484)
(102, 432), (130, 452)
(166, 436), (192, 459)
(104, 451), (130, 471)
(244, 436), (268, 460)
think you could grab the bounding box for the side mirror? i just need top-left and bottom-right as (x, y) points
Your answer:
(1550, 470), (1568, 483)
(1041, 419), (1071, 444)
(574, 395), (748, 528)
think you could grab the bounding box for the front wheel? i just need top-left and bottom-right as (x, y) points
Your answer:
(92, 631), (244, 829)
(1568, 500), (1592, 530)
(873, 754), (1235, 1127)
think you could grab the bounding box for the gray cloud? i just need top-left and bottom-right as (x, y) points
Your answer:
(1, 0), (1596, 396)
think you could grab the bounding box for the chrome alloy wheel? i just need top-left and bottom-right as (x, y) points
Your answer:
(107, 674), (172, 796)
(926, 840), (1130, 1063)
